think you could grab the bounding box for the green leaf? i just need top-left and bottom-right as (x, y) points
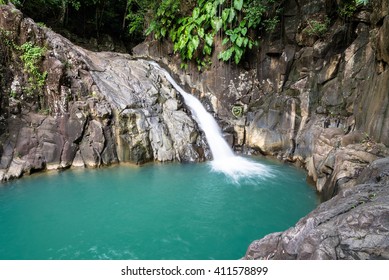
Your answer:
(230, 33), (238, 43)
(243, 37), (249, 47)
(218, 47), (234, 61)
(229, 8), (236, 23)
(203, 45), (212, 55)
(174, 42), (180, 52)
(356, 0), (368, 5)
(179, 34), (189, 50)
(205, 2), (214, 14)
(241, 27), (247, 36)
(222, 9), (229, 23)
(198, 28), (205, 38)
(180, 63), (188, 70)
(234, 0), (243, 11)
(196, 15), (206, 25)
(145, 21), (156, 36)
(236, 36), (244, 47)
(170, 29), (177, 42)
(192, 35), (200, 50)
(225, 29), (233, 36)
(234, 47), (243, 64)
(186, 24), (195, 35)
(222, 37), (229, 45)
(177, 25), (185, 36)
(161, 27), (167, 37)
(192, 7), (200, 19)
(205, 33), (213, 46)
(212, 17), (222, 32)
(187, 42), (195, 59)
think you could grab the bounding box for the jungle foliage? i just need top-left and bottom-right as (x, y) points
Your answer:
(0, 0), (370, 68)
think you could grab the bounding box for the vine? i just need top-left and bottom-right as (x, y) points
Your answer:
(145, 0), (181, 40)
(170, 1), (219, 69)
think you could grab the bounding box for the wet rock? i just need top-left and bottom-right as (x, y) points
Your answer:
(4, 158), (26, 180)
(244, 158), (389, 260)
(0, 4), (208, 180)
(80, 120), (105, 167)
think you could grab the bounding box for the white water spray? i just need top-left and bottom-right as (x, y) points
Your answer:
(149, 61), (272, 182)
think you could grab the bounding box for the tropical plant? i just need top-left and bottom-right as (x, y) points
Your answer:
(304, 17), (330, 37)
(146, 0), (282, 69)
(17, 42), (47, 96)
(339, 0), (369, 18)
(355, 0), (368, 5)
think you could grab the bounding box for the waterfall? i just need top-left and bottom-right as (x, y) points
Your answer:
(149, 61), (272, 182)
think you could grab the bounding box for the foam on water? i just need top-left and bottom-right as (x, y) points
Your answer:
(148, 61), (272, 181)
(210, 156), (273, 183)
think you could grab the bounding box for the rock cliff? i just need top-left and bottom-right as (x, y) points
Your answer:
(134, 0), (389, 199)
(1, 0), (389, 259)
(131, 0), (389, 259)
(244, 157), (389, 259)
(0, 4), (208, 181)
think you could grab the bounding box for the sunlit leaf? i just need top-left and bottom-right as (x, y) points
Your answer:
(212, 17), (222, 32)
(203, 45), (212, 55)
(243, 37), (249, 47)
(192, 7), (200, 19)
(192, 35), (200, 49)
(230, 33), (238, 43)
(234, 0), (243, 11)
(236, 36), (243, 47)
(218, 47), (234, 61)
(161, 27), (167, 37)
(205, 33), (213, 46)
(241, 27), (247, 36)
(198, 28), (204, 38)
(222, 9), (229, 23)
(234, 47), (243, 64)
(229, 7), (236, 23)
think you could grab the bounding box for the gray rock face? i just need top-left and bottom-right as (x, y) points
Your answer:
(81, 50), (204, 163)
(131, 0), (389, 259)
(136, 0), (389, 200)
(244, 157), (389, 260)
(0, 4), (207, 181)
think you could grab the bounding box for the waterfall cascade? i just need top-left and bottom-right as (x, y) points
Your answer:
(149, 61), (272, 181)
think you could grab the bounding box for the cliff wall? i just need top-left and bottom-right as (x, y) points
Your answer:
(0, 4), (209, 181)
(131, 0), (389, 259)
(134, 0), (389, 199)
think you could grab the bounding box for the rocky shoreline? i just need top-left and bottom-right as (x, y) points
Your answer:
(244, 157), (389, 259)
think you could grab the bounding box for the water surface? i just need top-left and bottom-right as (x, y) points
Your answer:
(0, 158), (318, 260)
